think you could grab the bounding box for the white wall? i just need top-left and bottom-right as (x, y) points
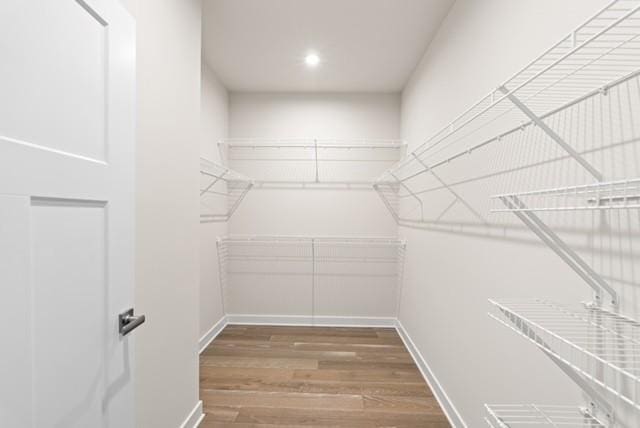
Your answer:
(199, 64), (228, 340)
(225, 93), (401, 318)
(120, 0), (202, 427)
(229, 93), (401, 139)
(200, 65), (228, 163)
(228, 92), (400, 236)
(398, 1), (625, 427)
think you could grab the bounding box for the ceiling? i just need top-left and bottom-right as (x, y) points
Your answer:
(202, 0), (455, 92)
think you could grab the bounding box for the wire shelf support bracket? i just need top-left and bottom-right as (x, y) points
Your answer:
(497, 85), (603, 182)
(411, 152), (488, 224)
(498, 195), (618, 308)
(492, 301), (615, 422)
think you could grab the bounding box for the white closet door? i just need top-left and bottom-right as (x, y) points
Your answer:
(0, 1), (136, 427)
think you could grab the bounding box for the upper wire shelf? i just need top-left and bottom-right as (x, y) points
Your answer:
(219, 138), (406, 186)
(200, 157), (253, 222)
(376, 0), (640, 222)
(490, 298), (640, 411)
(219, 138), (406, 150)
(393, 0), (640, 171)
(491, 178), (640, 212)
(485, 404), (605, 427)
(219, 235), (407, 246)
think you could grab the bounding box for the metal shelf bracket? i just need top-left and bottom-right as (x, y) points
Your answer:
(497, 306), (615, 423)
(499, 195), (618, 307)
(498, 86), (603, 182)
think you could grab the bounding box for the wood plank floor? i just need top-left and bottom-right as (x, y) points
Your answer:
(199, 325), (450, 427)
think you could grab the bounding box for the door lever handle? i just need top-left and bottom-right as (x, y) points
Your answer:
(119, 308), (146, 336)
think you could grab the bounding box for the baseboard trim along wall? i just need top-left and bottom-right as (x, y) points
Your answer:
(395, 320), (467, 428)
(198, 316), (229, 354)
(197, 314), (463, 427)
(179, 400), (204, 428)
(224, 314), (397, 328)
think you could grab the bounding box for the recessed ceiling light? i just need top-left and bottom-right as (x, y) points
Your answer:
(305, 53), (320, 67)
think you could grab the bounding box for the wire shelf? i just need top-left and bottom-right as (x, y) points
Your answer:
(219, 138), (406, 185)
(491, 178), (640, 212)
(400, 0), (640, 168)
(220, 234), (406, 245)
(489, 298), (640, 410)
(200, 157), (253, 222)
(216, 235), (406, 319)
(485, 404), (605, 427)
(376, 0), (640, 224)
(220, 138), (406, 150)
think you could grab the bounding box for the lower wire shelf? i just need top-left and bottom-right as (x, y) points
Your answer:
(485, 404), (605, 427)
(489, 298), (640, 411)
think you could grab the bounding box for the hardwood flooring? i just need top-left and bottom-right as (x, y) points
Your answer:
(199, 325), (450, 427)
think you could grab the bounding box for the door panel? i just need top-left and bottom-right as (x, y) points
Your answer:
(0, 0), (108, 160)
(31, 199), (107, 428)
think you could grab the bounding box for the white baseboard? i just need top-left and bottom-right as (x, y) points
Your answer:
(198, 316), (228, 354)
(225, 313), (396, 328)
(395, 320), (467, 428)
(179, 400), (204, 428)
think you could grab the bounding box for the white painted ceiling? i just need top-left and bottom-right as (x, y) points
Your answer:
(202, 0), (455, 92)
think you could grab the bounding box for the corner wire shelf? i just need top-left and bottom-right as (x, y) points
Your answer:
(216, 235), (407, 321)
(374, 0), (640, 224)
(218, 138), (406, 188)
(489, 298), (640, 415)
(485, 404), (606, 427)
(200, 157), (253, 222)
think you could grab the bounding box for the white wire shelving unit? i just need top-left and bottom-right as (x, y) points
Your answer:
(371, 0), (640, 423)
(199, 1), (640, 423)
(200, 157), (253, 222)
(490, 299), (640, 414)
(485, 404), (606, 427)
(219, 138), (406, 187)
(374, 0), (640, 224)
(216, 235), (406, 321)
